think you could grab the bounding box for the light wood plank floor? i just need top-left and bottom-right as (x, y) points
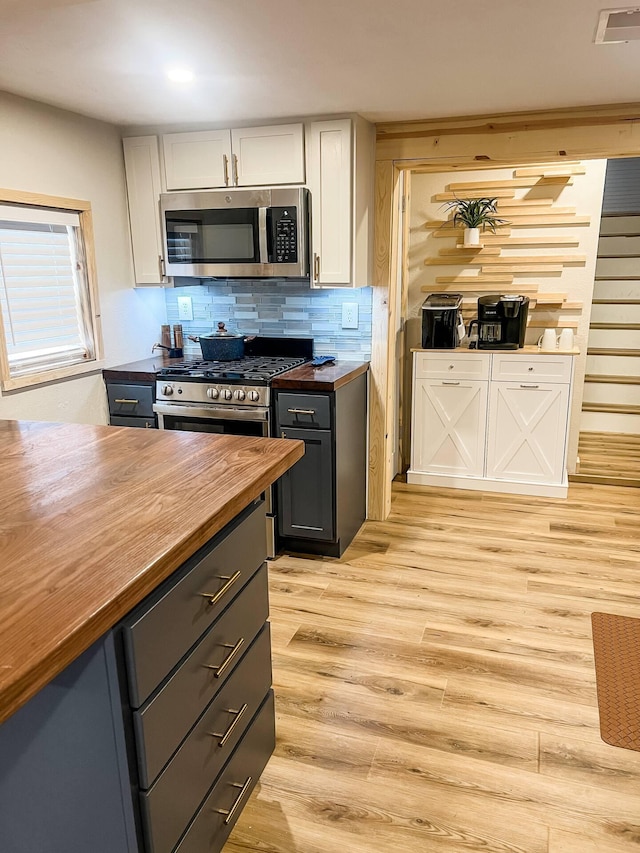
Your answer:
(572, 431), (640, 487)
(226, 482), (640, 853)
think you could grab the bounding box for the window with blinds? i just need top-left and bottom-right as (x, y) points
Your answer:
(0, 202), (98, 384)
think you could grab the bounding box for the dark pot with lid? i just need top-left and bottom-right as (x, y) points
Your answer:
(188, 322), (248, 361)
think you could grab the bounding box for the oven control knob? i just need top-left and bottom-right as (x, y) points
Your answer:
(248, 390), (260, 402)
(162, 385), (173, 396)
(234, 389), (246, 401)
(222, 389), (233, 400)
(206, 388), (219, 400)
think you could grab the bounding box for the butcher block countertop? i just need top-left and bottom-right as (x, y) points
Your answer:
(102, 355), (184, 382)
(0, 420), (303, 725)
(271, 360), (369, 391)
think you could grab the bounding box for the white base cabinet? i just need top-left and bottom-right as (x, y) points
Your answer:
(408, 351), (574, 497)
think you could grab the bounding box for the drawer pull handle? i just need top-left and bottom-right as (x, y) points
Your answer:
(204, 637), (245, 679)
(287, 408), (316, 415)
(215, 776), (253, 825)
(200, 571), (241, 606)
(210, 703), (249, 747)
(442, 380), (460, 386)
(520, 384), (540, 389)
(114, 398), (139, 405)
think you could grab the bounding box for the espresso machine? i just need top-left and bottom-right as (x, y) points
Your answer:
(469, 294), (529, 350)
(421, 293), (465, 348)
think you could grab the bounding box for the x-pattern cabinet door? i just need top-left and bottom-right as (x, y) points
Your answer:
(486, 382), (569, 484)
(412, 378), (488, 476)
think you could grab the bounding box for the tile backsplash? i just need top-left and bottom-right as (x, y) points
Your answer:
(165, 281), (372, 359)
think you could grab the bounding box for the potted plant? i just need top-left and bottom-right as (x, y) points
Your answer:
(441, 197), (509, 248)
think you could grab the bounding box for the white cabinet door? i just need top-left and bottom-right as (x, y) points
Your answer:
(122, 136), (165, 286)
(486, 382), (570, 484)
(307, 119), (353, 286)
(412, 378), (488, 476)
(231, 123), (305, 186)
(162, 130), (232, 190)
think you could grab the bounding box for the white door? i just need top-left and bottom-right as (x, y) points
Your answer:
(412, 379), (488, 476)
(231, 124), (305, 186)
(486, 382), (570, 484)
(122, 136), (165, 286)
(306, 119), (352, 286)
(162, 130), (232, 190)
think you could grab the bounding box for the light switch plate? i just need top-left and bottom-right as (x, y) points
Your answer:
(177, 296), (193, 321)
(342, 302), (358, 329)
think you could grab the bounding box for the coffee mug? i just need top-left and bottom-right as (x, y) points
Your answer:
(538, 328), (558, 351)
(558, 328), (574, 350)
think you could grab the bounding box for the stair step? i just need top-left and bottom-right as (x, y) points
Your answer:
(584, 374), (640, 385)
(587, 348), (640, 356)
(581, 403), (640, 415)
(589, 323), (640, 330)
(591, 299), (640, 304)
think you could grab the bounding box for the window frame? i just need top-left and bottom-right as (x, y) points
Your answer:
(0, 188), (104, 392)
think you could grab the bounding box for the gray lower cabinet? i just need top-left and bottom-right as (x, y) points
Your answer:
(0, 499), (274, 853)
(106, 380), (157, 428)
(274, 372), (367, 557)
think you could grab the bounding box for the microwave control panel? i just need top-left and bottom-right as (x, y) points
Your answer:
(271, 207), (298, 264)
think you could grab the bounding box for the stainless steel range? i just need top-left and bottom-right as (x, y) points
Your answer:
(153, 337), (314, 556)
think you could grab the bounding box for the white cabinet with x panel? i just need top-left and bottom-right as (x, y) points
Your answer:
(408, 350), (575, 498)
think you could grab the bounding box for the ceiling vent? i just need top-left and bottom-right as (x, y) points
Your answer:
(595, 7), (640, 42)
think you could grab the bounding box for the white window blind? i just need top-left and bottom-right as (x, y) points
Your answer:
(0, 204), (96, 379)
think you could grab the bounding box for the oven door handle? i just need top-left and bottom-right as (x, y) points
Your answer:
(153, 402), (270, 423)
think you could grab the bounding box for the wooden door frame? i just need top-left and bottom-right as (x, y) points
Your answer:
(367, 103), (640, 521)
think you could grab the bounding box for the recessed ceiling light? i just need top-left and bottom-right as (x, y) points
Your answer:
(166, 67), (195, 83)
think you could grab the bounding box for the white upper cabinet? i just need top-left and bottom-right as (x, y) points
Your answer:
(162, 130), (232, 190)
(306, 117), (375, 288)
(122, 136), (166, 286)
(231, 124), (305, 186)
(162, 124), (304, 190)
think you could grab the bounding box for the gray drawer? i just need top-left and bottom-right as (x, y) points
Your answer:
(107, 382), (154, 417)
(123, 501), (266, 707)
(140, 626), (272, 853)
(134, 563), (270, 787)
(174, 691), (276, 853)
(276, 392), (331, 429)
(110, 415), (156, 429)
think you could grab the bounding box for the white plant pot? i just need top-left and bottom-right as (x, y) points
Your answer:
(463, 227), (481, 247)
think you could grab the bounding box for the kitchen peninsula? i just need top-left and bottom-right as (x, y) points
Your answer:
(0, 419), (303, 853)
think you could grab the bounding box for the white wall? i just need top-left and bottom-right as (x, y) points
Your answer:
(406, 161), (607, 472)
(0, 91), (166, 424)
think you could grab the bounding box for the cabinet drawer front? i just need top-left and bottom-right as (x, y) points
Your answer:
(414, 352), (490, 381)
(276, 392), (331, 429)
(134, 564), (269, 787)
(141, 626), (272, 853)
(174, 691), (276, 853)
(107, 383), (154, 417)
(491, 353), (572, 384)
(124, 501), (266, 708)
(109, 415), (156, 429)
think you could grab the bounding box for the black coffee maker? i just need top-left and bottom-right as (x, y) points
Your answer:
(421, 293), (464, 348)
(469, 294), (529, 350)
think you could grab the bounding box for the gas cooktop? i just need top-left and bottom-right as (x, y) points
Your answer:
(158, 356), (307, 383)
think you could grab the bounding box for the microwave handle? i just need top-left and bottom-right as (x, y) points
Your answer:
(258, 207), (269, 264)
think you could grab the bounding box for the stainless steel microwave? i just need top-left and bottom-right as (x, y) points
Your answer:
(160, 187), (310, 279)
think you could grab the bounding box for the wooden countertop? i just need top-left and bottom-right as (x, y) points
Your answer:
(271, 361), (369, 391)
(411, 346), (580, 356)
(102, 355), (184, 383)
(0, 421), (303, 725)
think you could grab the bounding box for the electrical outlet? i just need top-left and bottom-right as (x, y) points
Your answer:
(341, 302), (358, 329)
(177, 296), (193, 322)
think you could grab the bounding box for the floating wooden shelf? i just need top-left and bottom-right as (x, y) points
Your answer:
(425, 216), (590, 229)
(431, 228), (512, 238)
(481, 265), (565, 274)
(498, 206), (576, 217)
(461, 236), (580, 248)
(498, 198), (555, 208)
(435, 274), (514, 283)
(587, 348), (640, 356)
(448, 177), (574, 191)
(530, 293), (569, 304)
(434, 189), (515, 202)
(481, 254), (586, 265)
(514, 167), (586, 178)
(426, 254), (584, 267)
(439, 247), (502, 256)
(422, 282), (539, 293)
(527, 319), (579, 329)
